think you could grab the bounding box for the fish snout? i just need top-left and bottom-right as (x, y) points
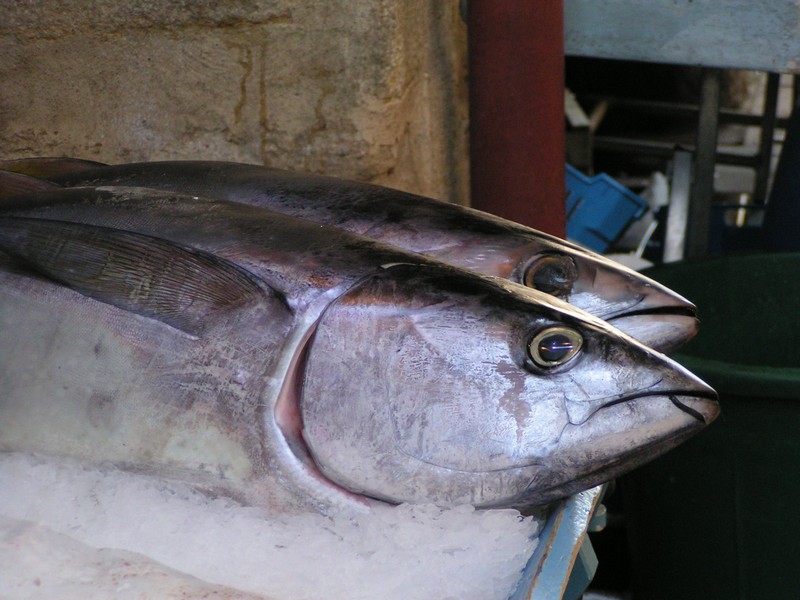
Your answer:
(604, 277), (699, 352)
(565, 347), (720, 427)
(568, 256), (699, 352)
(639, 366), (720, 425)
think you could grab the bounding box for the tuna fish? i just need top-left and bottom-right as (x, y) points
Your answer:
(0, 159), (697, 353)
(0, 186), (717, 514)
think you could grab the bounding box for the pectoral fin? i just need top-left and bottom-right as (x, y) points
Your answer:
(0, 157), (107, 179)
(0, 170), (62, 199)
(0, 217), (273, 335)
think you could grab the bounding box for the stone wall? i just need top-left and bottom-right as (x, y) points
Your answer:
(0, 1), (469, 203)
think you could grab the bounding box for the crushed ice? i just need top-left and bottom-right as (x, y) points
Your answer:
(0, 453), (543, 600)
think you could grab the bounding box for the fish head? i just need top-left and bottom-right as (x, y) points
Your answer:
(291, 264), (718, 509)
(510, 238), (698, 352)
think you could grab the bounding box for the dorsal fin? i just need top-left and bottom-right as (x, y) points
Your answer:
(0, 170), (63, 199)
(0, 217), (272, 335)
(0, 157), (108, 179)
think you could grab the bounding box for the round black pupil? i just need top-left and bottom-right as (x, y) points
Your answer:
(533, 261), (571, 294)
(538, 334), (574, 362)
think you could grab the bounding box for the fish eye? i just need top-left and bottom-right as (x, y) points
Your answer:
(528, 326), (583, 369)
(522, 254), (577, 297)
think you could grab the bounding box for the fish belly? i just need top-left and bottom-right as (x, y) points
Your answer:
(0, 268), (261, 496)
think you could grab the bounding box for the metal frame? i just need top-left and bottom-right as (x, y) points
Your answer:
(578, 71), (783, 257)
(509, 485), (605, 600)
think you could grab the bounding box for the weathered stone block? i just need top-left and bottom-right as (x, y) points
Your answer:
(0, 1), (468, 201)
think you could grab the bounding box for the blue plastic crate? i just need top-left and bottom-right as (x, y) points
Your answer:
(566, 164), (648, 252)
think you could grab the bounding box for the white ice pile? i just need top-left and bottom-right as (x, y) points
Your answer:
(0, 453), (543, 600)
(0, 515), (264, 599)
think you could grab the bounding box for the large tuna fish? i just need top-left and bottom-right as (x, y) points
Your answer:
(0, 159), (696, 352)
(0, 186), (718, 514)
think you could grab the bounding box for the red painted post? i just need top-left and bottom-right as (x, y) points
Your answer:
(467, 1), (566, 237)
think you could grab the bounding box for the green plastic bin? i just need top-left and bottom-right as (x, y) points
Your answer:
(620, 253), (800, 600)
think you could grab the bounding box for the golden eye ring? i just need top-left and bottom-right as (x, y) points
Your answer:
(528, 326), (583, 368)
(522, 255), (578, 298)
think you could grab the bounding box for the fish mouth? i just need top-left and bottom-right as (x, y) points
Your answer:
(608, 304), (698, 320)
(597, 388), (719, 424)
(564, 379), (719, 428)
(668, 394), (712, 423)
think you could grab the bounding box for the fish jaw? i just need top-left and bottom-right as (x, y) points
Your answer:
(605, 312), (698, 354)
(503, 391), (719, 508)
(296, 264), (719, 509)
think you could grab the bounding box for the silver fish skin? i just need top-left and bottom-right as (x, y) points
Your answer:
(0, 159), (697, 353)
(0, 187), (718, 512)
